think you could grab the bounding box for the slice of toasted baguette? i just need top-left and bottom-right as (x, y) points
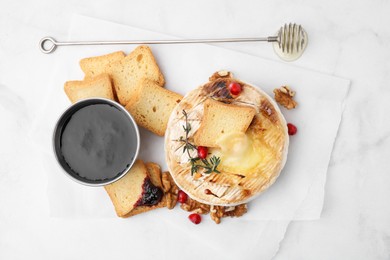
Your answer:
(107, 45), (165, 105)
(124, 162), (166, 217)
(79, 51), (125, 78)
(125, 78), (182, 136)
(193, 98), (256, 147)
(104, 160), (148, 217)
(64, 73), (114, 103)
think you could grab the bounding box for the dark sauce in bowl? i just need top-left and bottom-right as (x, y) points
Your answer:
(53, 99), (139, 186)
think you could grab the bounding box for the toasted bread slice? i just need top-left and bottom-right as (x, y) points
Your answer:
(64, 74), (114, 103)
(125, 197), (166, 217)
(193, 98), (256, 147)
(125, 162), (166, 217)
(125, 78), (182, 136)
(107, 45), (165, 105)
(104, 160), (148, 217)
(79, 51), (125, 78)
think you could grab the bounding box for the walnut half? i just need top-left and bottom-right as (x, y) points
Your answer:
(273, 86), (298, 110)
(180, 197), (210, 214)
(162, 172), (179, 209)
(209, 204), (248, 224)
(210, 205), (225, 224)
(223, 204), (248, 218)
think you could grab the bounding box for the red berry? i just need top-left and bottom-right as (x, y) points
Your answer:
(197, 146), (208, 159)
(188, 213), (202, 224)
(287, 123), (297, 135)
(228, 82), (242, 95)
(178, 190), (188, 203)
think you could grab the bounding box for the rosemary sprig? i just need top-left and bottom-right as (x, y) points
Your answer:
(203, 156), (221, 174)
(179, 110), (221, 175)
(180, 110), (197, 154)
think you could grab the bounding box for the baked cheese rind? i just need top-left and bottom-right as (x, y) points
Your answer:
(164, 75), (289, 206)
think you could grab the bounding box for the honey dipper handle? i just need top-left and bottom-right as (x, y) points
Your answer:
(39, 36), (277, 54)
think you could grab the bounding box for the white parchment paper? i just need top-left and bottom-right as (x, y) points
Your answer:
(31, 15), (350, 260)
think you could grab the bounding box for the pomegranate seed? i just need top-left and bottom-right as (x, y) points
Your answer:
(188, 213), (202, 224)
(204, 189), (212, 194)
(228, 82), (242, 95)
(287, 123), (297, 135)
(197, 146), (208, 159)
(178, 190), (188, 203)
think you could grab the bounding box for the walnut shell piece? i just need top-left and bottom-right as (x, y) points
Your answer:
(180, 197), (210, 214)
(210, 205), (225, 224)
(209, 70), (233, 81)
(161, 172), (179, 209)
(273, 86), (298, 110)
(179, 193), (248, 224)
(223, 204), (248, 218)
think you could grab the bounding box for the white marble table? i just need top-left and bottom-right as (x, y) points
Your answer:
(0, 1), (389, 259)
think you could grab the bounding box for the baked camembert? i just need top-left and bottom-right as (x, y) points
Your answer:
(165, 71), (289, 206)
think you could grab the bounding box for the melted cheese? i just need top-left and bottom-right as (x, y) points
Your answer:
(211, 131), (266, 174)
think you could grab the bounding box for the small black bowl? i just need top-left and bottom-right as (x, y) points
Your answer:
(52, 98), (140, 186)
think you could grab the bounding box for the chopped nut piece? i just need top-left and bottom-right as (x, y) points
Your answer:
(273, 86), (298, 110)
(180, 197), (210, 214)
(210, 205), (225, 224)
(218, 70), (229, 77)
(192, 207), (210, 214)
(172, 194), (178, 207)
(161, 173), (171, 192)
(165, 193), (173, 209)
(167, 165), (248, 223)
(179, 196), (248, 223)
(209, 70), (233, 81)
(161, 172), (179, 209)
(165, 193), (178, 210)
(224, 206), (236, 212)
(167, 173), (179, 195)
(180, 203), (191, 211)
(280, 87), (288, 94)
(223, 204), (248, 218)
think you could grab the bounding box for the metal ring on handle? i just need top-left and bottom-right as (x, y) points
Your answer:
(39, 37), (57, 54)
